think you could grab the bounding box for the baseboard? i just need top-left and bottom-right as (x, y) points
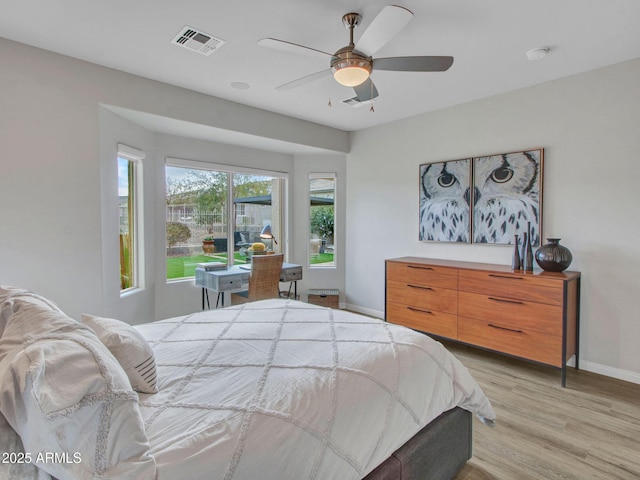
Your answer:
(578, 360), (640, 385)
(344, 303), (384, 319)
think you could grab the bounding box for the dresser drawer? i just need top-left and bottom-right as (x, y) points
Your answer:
(458, 291), (562, 336)
(387, 280), (457, 314)
(387, 302), (457, 339)
(458, 316), (562, 367)
(459, 269), (564, 305)
(387, 261), (458, 290)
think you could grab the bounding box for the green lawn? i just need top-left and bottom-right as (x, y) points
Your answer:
(166, 253), (246, 279)
(166, 252), (334, 279)
(310, 253), (335, 264)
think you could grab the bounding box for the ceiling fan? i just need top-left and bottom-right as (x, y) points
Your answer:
(257, 5), (454, 104)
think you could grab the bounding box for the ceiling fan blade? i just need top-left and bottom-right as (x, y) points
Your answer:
(354, 5), (414, 57)
(374, 56), (454, 72)
(352, 78), (379, 102)
(257, 38), (332, 59)
(276, 69), (331, 91)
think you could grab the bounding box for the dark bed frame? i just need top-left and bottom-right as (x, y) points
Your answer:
(363, 407), (471, 480)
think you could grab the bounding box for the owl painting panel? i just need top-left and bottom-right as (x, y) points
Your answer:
(472, 149), (542, 245)
(419, 159), (471, 242)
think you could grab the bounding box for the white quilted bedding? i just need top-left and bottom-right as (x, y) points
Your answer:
(135, 299), (495, 480)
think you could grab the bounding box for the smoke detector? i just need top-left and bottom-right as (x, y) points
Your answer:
(172, 26), (225, 56)
(526, 47), (550, 61)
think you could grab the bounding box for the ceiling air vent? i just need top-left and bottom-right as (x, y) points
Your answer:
(172, 26), (225, 56)
(343, 96), (375, 108)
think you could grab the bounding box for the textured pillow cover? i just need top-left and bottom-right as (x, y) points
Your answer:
(81, 314), (158, 394)
(0, 412), (51, 480)
(0, 290), (156, 480)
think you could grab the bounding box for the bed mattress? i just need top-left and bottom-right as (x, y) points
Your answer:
(134, 299), (495, 479)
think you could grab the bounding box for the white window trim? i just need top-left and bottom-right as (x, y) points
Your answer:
(164, 157), (290, 281)
(309, 172), (337, 269)
(166, 157), (288, 179)
(118, 144), (145, 294)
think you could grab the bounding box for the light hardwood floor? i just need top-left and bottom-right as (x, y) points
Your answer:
(442, 341), (640, 480)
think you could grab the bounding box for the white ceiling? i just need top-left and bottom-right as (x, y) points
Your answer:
(2, 0), (640, 132)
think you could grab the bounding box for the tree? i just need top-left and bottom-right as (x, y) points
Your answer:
(310, 206), (334, 239)
(166, 169), (274, 229)
(234, 175), (271, 198)
(166, 222), (191, 247)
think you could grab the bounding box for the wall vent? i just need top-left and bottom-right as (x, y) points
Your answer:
(172, 26), (225, 56)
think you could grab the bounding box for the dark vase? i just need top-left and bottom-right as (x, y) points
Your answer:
(535, 238), (573, 272)
(512, 234), (521, 270)
(521, 223), (534, 271)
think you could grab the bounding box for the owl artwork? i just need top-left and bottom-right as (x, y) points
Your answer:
(472, 150), (542, 245)
(419, 159), (471, 242)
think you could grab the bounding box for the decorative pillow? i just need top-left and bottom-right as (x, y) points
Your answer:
(0, 293), (156, 480)
(81, 314), (158, 394)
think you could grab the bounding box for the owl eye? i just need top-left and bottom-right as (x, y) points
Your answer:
(490, 167), (514, 183)
(438, 173), (456, 188)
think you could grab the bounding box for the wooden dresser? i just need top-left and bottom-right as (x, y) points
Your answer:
(385, 257), (581, 386)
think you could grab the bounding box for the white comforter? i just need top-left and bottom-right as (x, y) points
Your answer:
(135, 299), (495, 480)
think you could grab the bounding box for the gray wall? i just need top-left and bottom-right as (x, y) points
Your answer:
(346, 58), (640, 383)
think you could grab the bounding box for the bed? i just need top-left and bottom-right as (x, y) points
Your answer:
(0, 286), (495, 480)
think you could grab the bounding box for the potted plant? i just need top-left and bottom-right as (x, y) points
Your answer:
(246, 242), (267, 262)
(202, 236), (215, 254)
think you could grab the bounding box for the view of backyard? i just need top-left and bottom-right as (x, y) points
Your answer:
(120, 164), (335, 287)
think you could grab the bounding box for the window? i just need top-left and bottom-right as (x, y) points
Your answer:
(165, 159), (287, 280)
(118, 144), (144, 293)
(309, 173), (335, 268)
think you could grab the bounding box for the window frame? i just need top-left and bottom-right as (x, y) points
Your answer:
(164, 157), (289, 282)
(117, 143), (145, 295)
(308, 172), (336, 269)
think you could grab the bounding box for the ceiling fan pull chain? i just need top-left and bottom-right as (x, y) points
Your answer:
(370, 83), (375, 112)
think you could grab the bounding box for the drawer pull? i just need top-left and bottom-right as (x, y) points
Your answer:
(407, 284), (433, 291)
(488, 323), (523, 334)
(488, 296), (524, 305)
(488, 274), (523, 280)
(407, 265), (434, 271)
(408, 306), (433, 315)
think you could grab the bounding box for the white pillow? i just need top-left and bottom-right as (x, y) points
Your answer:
(81, 314), (158, 394)
(0, 297), (156, 480)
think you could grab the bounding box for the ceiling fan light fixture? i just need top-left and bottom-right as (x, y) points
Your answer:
(333, 64), (371, 87)
(331, 52), (372, 87)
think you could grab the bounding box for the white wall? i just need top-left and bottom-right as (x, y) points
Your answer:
(99, 108), (157, 324)
(0, 38), (348, 322)
(346, 58), (640, 383)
